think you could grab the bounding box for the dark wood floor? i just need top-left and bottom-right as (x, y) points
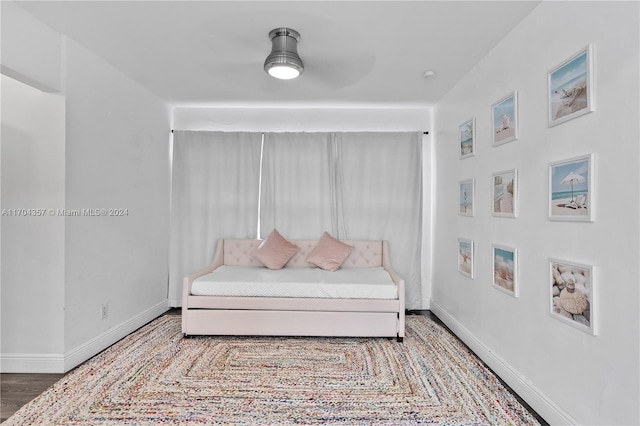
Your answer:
(1, 373), (64, 422)
(1, 309), (547, 425)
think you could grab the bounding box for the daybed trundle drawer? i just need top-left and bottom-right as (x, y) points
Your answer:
(185, 310), (399, 337)
(187, 296), (400, 312)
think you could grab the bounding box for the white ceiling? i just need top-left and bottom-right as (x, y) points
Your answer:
(16, 1), (541, 107)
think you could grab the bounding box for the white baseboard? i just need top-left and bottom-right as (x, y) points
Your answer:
(0, 353), (65, 373)
(64, 300), (169, 372)
(0, 300), (169, 373)
(421, 297), (431, 310)
(430, 300), (578, 426)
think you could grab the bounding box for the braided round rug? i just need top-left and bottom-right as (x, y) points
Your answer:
(5, 315), (541, 425)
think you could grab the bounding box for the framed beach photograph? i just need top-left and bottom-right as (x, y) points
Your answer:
(548, 45), (594, 127)
(459, 118), (475, 159)
(492, 169), (517, 217)
(492, 91), (518, 146)
(550, 259), (595, 335)
(548, 154), (593, 221)
(458, 179), (475, 216)
(492, 244), (518, 297)
(457, 238), (474, 279)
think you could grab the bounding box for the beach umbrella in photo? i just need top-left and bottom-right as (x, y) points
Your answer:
(561, 171), (585, 202)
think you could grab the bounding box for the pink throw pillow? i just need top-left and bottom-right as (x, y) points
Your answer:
(306, 232), (354, 271)
(254, 229), (299, 270)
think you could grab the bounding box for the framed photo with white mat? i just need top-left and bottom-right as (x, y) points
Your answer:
(459, 118), (475, 159)
(457, 238), (474, 279)
(492, 91), (518, 146)
(492, 244), (518, 297)
(548, 154), (594, 221)
(492, 169), (517, 218)
(548, 45), (594, 127)
(458, 179), (475, 216)
(549, 258), (596, 335)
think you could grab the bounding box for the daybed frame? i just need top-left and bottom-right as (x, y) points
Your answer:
(182, 239), (405, 341)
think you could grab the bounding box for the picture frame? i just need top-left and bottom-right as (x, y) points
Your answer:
(459, 118), (475, 159)
(548, 154), (594, 221)
(492, 244), (518, 297)
(548, 45), (594, 127)
(492, 91), (519, 146)
(458, 179), (475, 216)
(492, 169), (517, 217)
(549, 258), (595, 335)
(457, 238), (474, 279)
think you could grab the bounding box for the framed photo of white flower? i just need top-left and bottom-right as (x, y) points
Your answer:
(549, 259), (595, 335)
(548, 45), (594, 127)
(457, 238), (474, 279)
(492, 91), (518, 146)
(492, 244), (518, 297)
(459, 118), (475, 159)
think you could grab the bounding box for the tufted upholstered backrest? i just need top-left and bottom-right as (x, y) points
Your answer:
(222, 239), (383, 268)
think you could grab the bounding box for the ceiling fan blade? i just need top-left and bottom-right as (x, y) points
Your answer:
(302, 52), (376, 90)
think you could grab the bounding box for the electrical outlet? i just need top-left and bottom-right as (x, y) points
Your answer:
(100, 303), (108, 320)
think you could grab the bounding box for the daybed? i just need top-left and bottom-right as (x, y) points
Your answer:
(182, 237), (405, 341)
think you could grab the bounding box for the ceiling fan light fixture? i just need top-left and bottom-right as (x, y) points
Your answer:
(267, 65), (301, 80)
(264, 27), (304, 80)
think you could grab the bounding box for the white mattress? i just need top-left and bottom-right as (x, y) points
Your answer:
(191, 266), (398, 300)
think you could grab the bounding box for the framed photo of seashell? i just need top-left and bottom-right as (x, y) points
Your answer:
(549, 259), (596, 335)
(492, 91), (518, 146)
(492, 244), (518, 297)
(457, 238), (474, 279)
(548, 45), (594, 127)
(459, 118), (475, 159)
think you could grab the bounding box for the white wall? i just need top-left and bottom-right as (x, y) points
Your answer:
(432, 2), (639, 425)
(1, 75), (66, 371)
(0, 1), (61, 92)
(173, 106), (434, 309)
(1, 2), (172, 372)
(173, 107), (430, 133)
(62, 36), (171, 369)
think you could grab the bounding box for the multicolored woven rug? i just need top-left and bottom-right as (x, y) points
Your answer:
(6, 315), (541, 425)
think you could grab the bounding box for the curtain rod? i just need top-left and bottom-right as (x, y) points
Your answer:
(171, 130), (429, 134)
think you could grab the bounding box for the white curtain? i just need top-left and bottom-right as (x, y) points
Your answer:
(169, 130), (422, 309)
(168, 131), (262, 306)
(259, 132), (336, 239)
(260, 131), (423, 309)
(334, 132), (423, 309)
